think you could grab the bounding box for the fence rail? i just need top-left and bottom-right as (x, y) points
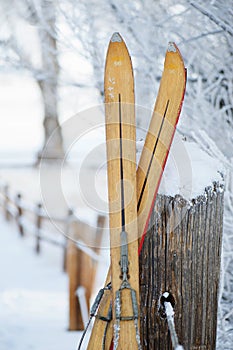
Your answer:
(0, 179), (106, 330)
(0, 181), (105, 266)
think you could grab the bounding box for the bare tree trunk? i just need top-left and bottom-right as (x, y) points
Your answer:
(139, 182), (224, 350)
(37, 0), (64, 161)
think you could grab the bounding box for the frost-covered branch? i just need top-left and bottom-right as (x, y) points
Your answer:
(187, 0), (233, 36)
(178, 29), (223, 45)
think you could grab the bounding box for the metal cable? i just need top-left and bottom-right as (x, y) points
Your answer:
(163, 292), (184, 350)
(77, 283), (112, 350)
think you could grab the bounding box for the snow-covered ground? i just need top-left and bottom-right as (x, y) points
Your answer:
(0, 217), (82, 350)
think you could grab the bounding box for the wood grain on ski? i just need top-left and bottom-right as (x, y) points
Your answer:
(87, 41), (186, 349)
(105, 32), (140, 349)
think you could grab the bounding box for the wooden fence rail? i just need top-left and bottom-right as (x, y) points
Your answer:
(0, 183), (71, 270)
(0, 180), (106, 330)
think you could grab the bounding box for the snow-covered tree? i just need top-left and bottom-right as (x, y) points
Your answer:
(1, 0), (232, 158)
(0, 0), (64, 160)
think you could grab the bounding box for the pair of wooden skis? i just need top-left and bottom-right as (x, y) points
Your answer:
(80, 32), (186, 349)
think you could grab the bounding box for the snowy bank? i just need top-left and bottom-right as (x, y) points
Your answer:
(0, 218), (82, 350)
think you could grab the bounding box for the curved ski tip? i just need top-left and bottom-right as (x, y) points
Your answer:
(111, 32), (122, 43)
(167, 42), (177, 53)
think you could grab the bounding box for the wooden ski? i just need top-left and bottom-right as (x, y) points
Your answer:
(137, 41), (186, 252)
(86, 41), (186, 349)
(104, 32), (141, 349)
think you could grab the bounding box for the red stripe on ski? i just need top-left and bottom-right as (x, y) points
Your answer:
(138, 68), (187, 254)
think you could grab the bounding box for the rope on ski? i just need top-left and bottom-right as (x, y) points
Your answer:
(162, 292), (184, 350)
(77, 283), (112, 350)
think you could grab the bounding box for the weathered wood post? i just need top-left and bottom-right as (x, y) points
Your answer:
(35, 203), (42, 253)
(139, 182), (224, 350)
(15, 193), (24, 236)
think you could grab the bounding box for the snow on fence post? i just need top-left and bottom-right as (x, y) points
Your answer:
(15, 193), (24, 236)
(139, 181), (224, 350)
(35, 203), (42, 254)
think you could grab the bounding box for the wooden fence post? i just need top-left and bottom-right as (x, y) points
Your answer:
(15, 193), (24, 236)
(67, 219), (103, 331)
(63, 208), (73, 272)
(67, 222), (84, 331)
(35, 203), (42, 254)
(4, 184), (10, 221)
(94, 215), (106, 253)
(87, 214), (106, 298)
(139, 182), (224, 350)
